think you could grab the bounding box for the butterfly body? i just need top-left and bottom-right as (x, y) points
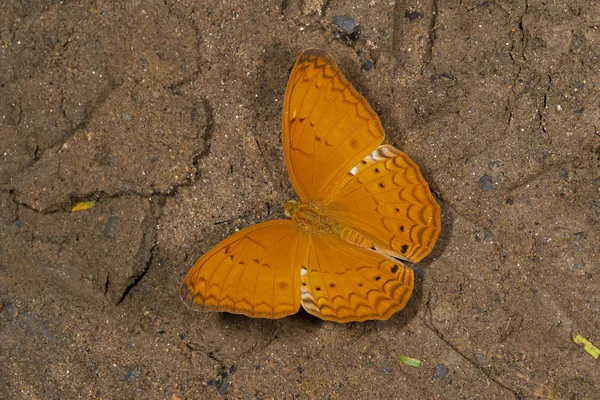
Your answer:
(284, 200), (375, 249)
(180, 50), (441, 322)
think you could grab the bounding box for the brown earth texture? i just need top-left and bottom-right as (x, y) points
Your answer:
(1, 0), (599, 398)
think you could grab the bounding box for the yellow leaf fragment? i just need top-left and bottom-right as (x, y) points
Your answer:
(572, 331), (599, 359)
(398, 355), (421, 367)
(71, 201), (95, 212)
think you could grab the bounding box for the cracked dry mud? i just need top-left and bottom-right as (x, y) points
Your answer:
(1, 1), (599, 398)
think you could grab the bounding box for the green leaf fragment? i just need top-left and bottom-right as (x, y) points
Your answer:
(398, 355), (421, 367)
(572, 332), (599, 359)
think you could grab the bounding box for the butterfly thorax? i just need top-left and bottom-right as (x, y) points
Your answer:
(283, 201), (335, 232)
(283, 200), (374, 249)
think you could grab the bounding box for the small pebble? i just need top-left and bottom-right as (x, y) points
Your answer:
(381, 365), (394, 376)
(433, 364), (448, 378)
(405, 11), (424, 21)
(560, 168), (568, 179)
(103, 216), (121, 238)
(332, 15), (356, 32)
(478, 175), (494, 192)
(219, 381), (229, 395)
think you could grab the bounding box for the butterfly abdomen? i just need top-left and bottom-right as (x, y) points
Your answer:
(336, 225), (375, 249)
(285, 202), (373, 249)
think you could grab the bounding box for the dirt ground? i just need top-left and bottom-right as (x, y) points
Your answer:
(1, 0), (599, 398)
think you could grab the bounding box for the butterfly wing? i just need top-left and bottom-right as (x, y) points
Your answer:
(180, 220), (305, 319)
(282, 49), (384, 203)
(299, 231), (414, 322)
(325, 144), (441, 263)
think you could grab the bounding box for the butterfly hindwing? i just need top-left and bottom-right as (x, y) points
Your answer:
(180, 220), (305, 319)
(325, 145), (441, 263)
(282, 49), (385, 203)
(299, 231), (414, 322)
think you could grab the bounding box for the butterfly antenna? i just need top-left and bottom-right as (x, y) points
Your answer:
(213, 213), (251, 225)
(254, 137), (275, 182)
(253, 136), (287, 201)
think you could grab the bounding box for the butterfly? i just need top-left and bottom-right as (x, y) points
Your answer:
(180, 49), (441, 322)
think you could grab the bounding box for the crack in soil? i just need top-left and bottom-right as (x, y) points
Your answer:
(422, 289), (522, 399)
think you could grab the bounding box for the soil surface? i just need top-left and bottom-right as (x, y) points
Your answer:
(1, 0), (599, 398)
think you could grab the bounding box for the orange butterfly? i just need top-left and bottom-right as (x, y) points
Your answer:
(180, 49), (441, 322)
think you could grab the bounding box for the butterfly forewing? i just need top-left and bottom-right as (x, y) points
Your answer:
(180, 220), (305, 319)
(282, 49), (384, 203)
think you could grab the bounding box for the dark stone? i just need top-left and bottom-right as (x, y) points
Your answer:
(405, 11), (424, 21)
(478, 175), (494, 192)
(362, 61), (373, 71)
(560, 168), (568, 179)
(124, 366), (142, 381)
(103, 215), (121, 238)
(573, 232), (584, 240)
(332, 15), (356, 32)
(219, 381), (229, 395)
(332, 16), (361, 46)
(381, 365), (394, 376)
(433, 363), (448, 378)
